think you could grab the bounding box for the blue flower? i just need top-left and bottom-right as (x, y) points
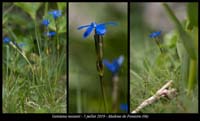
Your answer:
(120, 103), (128, 112)
(3, 37), (11, 44)
(103, 55), (124, 75)
(49, 10), (62, 19)
(77, 22), (117, 39)
(42, 19), (50, 27)
(46, 31), (56, 37)
(149, 31), (161, 38)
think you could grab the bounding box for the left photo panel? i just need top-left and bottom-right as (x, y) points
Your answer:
(2, 2), (67, 113)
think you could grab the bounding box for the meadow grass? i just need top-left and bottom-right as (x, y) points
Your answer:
(3, 2), (66, 113)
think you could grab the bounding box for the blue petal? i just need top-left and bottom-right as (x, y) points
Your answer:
(83, 25), (94, 38)
(78, 21), (117, 38)
(90, 22), (97, 28)
(120, 103), (128, 112)
(112, 59), (120, 73)
(46, 31), (56, 37)
(103, 59), (116, 73)
(149, 31), (161, 38)
(77, 25), (91, 30)
(117, 55), (124, 66)
(3, 37), (11, 44)
(104, 55), (124, 75)
(96, 24), (106, 35)
(95, 22), (117, 35)
(42, 19), (50, 26)
(49, 10), (62, 19)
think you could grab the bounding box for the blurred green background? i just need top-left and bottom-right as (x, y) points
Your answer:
(130, 2), (198, 113)
(69, 2), (128, 113)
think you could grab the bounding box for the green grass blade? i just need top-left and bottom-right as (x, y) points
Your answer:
(177, 42), (189, 87)
(163, 3), (197, 60)
(187, 59), (197, 94)
(187, 3), (198, 27)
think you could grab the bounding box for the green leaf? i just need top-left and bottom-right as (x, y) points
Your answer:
(14, 2), (42, 20)
(57, 2), (66, 11)
(3, 16), (8, 25)
(187, 27), (198, 53)
(58, 16), (66, 33)
(179, 29), (197, 60)
(163, 3), (197, 60)
(177, 42), (189, 87)
(187, 3), (198, 27)
(164, 30), (178, 48)
(187, 59), (197, 94)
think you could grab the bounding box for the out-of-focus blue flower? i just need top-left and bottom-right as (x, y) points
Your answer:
(103, 55), (124, 75)
(42, 19), (50, 27)
(120, 103), (128, 112)
(18, 43), (26, 48)
(77, 22), (117, 39)
(149, 31), (161, 38)
(46, 31), (56, 37)
(49, 10), (62, 19)
(13, 41), (25, 48)
(3, 37), (11, 44)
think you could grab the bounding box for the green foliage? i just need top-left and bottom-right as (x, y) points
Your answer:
(57, 2), (66, 11)
(187, 3), (198, 27)
(130, 3), (198, 113)
(3, 2), (66, 113)
(14, 2), (42, 20)
(163, 3), (197, 60)
(163, 3), (198, 94)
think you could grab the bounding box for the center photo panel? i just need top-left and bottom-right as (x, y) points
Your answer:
(68, 2), (128, 113)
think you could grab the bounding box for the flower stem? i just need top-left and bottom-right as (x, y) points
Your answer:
(45, 26), (50, 55)
(99, 75), (107, 112)
(34, 21), (42, 83)
(154, 38), (163, 54)
(55, 19), (59, 55)
(6, 46), (9, 79)
(34, 22), (41, 58)
(112, 74), (119, 113)
(94, 31), (106, 112)
(94, 33), (104, 76)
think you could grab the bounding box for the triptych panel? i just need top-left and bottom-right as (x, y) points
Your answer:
(1, 1), (199, 119)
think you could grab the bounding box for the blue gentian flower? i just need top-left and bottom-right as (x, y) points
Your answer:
(3, 37), (11, 44)
(120, 103), (128, 112)
(46, 31), (56, 37)
(103, 55), (124, 75)
(49, 10), (62, 19)
(149, 31), (161, 38)
(77, 22), (117, 39)
(42, 19), (50, 27)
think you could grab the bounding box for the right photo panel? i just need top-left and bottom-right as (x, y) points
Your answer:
(130, 2), (198, 113)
